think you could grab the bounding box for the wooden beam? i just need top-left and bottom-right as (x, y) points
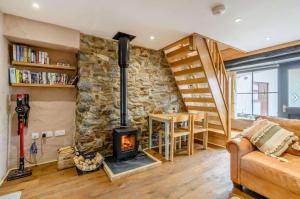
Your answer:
(221, 40), (300, 61)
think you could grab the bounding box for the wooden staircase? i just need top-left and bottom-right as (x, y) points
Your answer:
(163, 33), (232, 137)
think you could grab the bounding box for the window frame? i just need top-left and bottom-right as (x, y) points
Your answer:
(235, 67), (279, 118)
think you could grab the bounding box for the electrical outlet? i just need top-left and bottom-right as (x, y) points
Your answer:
(32, 132), (39, 139)
(54, 130), (65, 137)
(42, 131), (53, 138)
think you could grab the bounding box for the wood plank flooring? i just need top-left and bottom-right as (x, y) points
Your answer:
(0, 144), (258, 199)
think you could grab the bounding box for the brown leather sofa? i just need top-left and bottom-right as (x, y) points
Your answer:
(226, 117), (300, 199)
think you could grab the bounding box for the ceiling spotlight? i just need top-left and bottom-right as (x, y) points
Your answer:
(266, 37), (271, 41)
(235, 18), (242, 23)
(150, 36), (155, 40)
(32, 2), (40, 9)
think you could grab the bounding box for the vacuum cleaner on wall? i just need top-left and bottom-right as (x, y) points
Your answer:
(7, 94), (32, 181)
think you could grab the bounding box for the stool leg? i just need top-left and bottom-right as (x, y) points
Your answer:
(187, 135), (191, 156)
(174, 137), (177, 152)
(170, 136), (174, 162)
(191, 133), (194, 155)
(159, 131), (162, 154)
(203, 131), (208, 150)
(178, 137), (182, 149)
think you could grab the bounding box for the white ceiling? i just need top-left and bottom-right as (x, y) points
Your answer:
(1, 0), (300, 51)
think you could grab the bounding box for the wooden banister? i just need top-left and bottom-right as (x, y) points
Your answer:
(193, 35), (229, 136)
(204, 38), (229, 109)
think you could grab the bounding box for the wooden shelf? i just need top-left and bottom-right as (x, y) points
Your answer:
(11, 61), (77, 71)
(10, 83), (76, 88)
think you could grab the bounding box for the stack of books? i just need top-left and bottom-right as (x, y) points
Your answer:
(9, 68), (69, 85)
(12, 44), (50, 64)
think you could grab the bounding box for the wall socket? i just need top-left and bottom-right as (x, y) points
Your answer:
(32, 132), (39, 139)
(54, 130), (65, 137)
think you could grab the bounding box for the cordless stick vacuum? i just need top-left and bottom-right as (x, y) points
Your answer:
(7, 94), (32, 181)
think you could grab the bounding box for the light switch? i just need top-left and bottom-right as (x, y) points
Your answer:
(54, 130), (65, 137)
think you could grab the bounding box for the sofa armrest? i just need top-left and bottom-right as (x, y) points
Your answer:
(226, 138), (255, 184)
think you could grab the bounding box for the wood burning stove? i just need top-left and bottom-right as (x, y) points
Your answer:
(112, 32), (138, 161)
(113, 127), (138, 160)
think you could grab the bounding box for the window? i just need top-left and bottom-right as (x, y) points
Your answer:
(288, 68), (300, 107)
(235, 68), (278, 118)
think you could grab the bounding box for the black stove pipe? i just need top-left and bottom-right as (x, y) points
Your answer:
(118, 37), (129, 127)
(113, 32), (135, 127)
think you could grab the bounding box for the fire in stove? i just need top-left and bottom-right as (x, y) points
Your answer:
(121, 135), (136, 152)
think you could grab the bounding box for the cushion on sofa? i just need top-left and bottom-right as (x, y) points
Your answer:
(242, 118), (299, 156)
(241, 151), (300, 194)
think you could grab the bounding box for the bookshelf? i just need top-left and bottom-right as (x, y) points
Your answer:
(12, 61), (77, 71)
(10, 83), (76, 88)
(9, 43), (78, 88)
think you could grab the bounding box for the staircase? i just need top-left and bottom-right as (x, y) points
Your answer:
(163, 33), (232, 137)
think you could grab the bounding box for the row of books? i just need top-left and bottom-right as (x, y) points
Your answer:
(12, 44), (50, 65)
(9, 68), (70, 85)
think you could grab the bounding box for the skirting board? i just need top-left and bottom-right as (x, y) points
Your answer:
(103, 150), (161, 182)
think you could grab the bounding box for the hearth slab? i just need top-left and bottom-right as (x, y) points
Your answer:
(103, 150), (161, 181)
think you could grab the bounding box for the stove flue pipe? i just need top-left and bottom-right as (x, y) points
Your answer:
(119, 37), (129, 127)
(113, 32), (136, 127)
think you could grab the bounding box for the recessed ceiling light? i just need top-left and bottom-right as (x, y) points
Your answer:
(150, 36), (155, 40)
(235, 18), (242, 23)
(32, 2), (40, 9)
(266, 37), (271, 41)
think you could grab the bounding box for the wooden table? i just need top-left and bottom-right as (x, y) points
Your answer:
(148, 113), (190, 160)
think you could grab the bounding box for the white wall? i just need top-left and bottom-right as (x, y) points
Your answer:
(0, 11), (10, 181)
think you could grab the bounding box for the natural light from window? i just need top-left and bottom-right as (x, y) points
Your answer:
(235, 68), (278, 119)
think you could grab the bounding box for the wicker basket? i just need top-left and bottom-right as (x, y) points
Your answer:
(57, 146), (75, 170)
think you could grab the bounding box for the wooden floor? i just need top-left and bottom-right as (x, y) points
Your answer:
(0, 144), (259, 199)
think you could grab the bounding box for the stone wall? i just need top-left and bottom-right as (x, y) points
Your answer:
(76, 33), (184, 156)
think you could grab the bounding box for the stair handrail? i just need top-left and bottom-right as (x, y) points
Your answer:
(204, 38), (229, 109)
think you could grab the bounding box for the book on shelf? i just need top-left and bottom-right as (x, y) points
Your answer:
(9, 67), (70, 85)
(12, 44), (50, 65)
(12, 45), (16, 62)
(9, 68), (16, 84)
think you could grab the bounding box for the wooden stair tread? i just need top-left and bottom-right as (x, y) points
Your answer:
(171, 55), (200, 68)
(208, 123), (223, 130)
(208, 128), (224, 134)
(193, 127), (207, 133)
(163, 36), (192, 52)
(208, 120), (221, 125)
(183, 97), (214, 103)
(176, 78), (207, 85)
(166, 45), (193, 59)
(174, 67), (203, 76)
(181, 88), (210, 94)
(187, 106), (217, 112)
